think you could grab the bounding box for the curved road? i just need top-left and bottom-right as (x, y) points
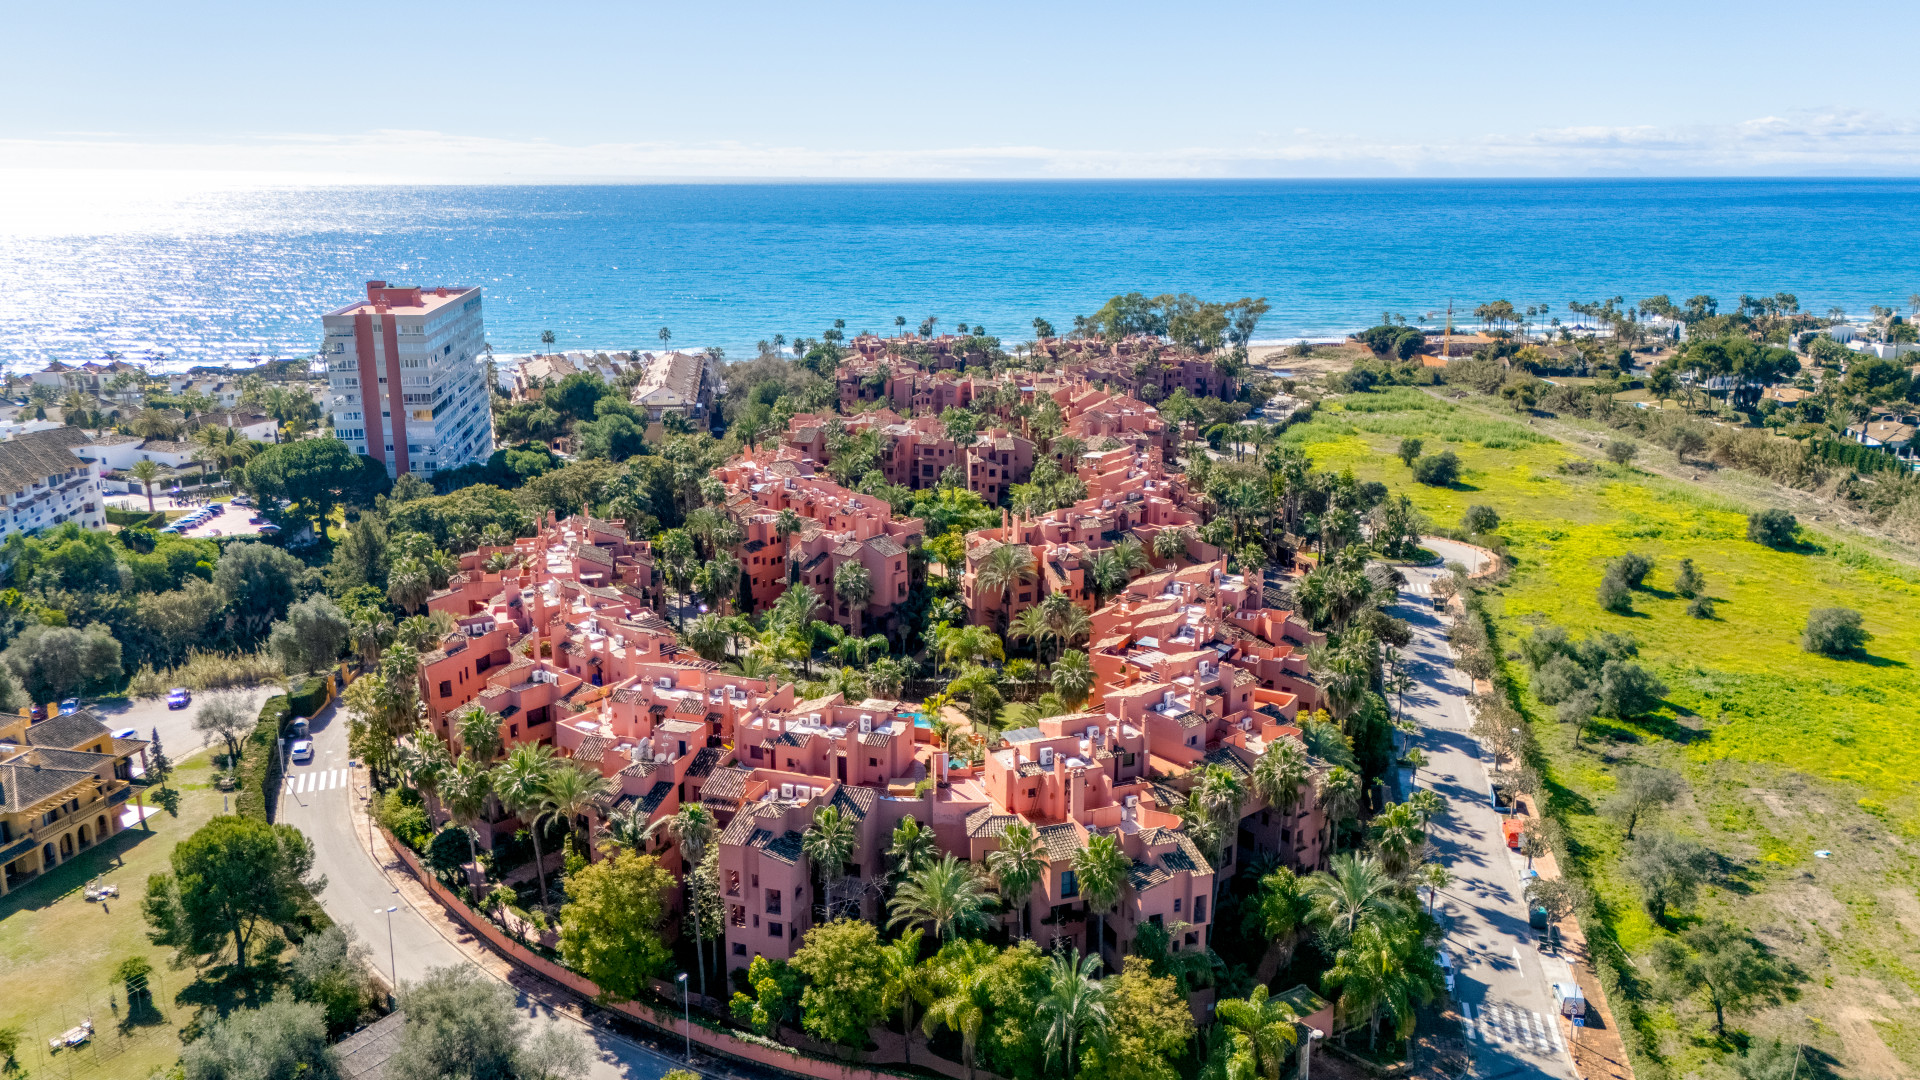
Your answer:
(279, 702), (692, 1080)
(1392, 540), (1577, 1080)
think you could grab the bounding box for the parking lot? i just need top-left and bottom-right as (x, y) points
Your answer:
(106, 493), (273, 539)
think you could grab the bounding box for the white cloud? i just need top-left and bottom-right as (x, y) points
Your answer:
(2, 109), (1918, 185)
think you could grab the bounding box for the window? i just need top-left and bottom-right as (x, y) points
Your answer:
(768, 922), (783, 938)
(868, 757), (878, 767)
(733, 943), (747, 956)
(439, 680), (452, 698)
(1173, 898), (1182, 913)
(765, 889), (781, 915)
(1194, 896), (1207, 922)
(1060, 870), (1079, 898)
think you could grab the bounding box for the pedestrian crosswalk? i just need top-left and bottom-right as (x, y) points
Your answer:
(1466, 1001), (1564, 1056)
(284, 768), (347, 795)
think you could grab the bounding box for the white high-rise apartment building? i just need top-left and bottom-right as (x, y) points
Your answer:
(321, 280), (495, 478)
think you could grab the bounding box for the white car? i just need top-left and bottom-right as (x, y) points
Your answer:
(1436, 949), (1455, 993)
(290, 739), (313, 764)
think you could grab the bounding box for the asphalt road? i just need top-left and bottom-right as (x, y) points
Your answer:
(278, 701), (688, 1080)
(1393, 539), (1577, 1080)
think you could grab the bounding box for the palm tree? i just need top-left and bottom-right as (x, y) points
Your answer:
(985, 820), (1046, 940)
(491, 743), (559, 905)
(1323, 914), (1439, 1051)
(1247, 865), (1314, 971)
(128, 458), (164, 512)
(646, 805), (719, 997)
(1190, 763), (1247, 861)
(879, 928), (933, 1066)
(722, 652), (783, 681)
(868, 656), (909, 699)
(1037, 947), (1111, 1078)
(1211, 985), (1301, 1080)
(974, 543), (1036, 631)
(595, 798), (649, 856)
(1049, 649), (1095, 709)
(936, 624), (1004, 673)
(1252, 736), (1310, 821)
(439, 758), (492, 870)
(832, 560), (873, 633)
(1153, 526), (1193, 564)
(1008, 605), (1053, 661)
(1304, 853), (1406, 942)
(1369, 801), (1428, 879)
(922, 939), (996, 1080)
(541, 762), (615, 858)
(1087, 549), (1130, 605)
(888, 854), (993, 942)
(1048, 600), (1093, 658)
(1317, 765), (1362, 850)
(888, 815), (937, 882)
(1416, 861), (1452, 916)
(387, 557), (433, 614)
(350, 615), (394, 670)
(658, 327), (671, 350)
(1072, 832), (1129, 968)
(802, 805), (858, 919)
(454, 704), (504, 765)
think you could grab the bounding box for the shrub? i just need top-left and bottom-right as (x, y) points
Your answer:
(1606, 552), (1654, 589)
(1460, 504), (1500, 534)
(1604, 440), (1639, 465)
(1686, 596), (1716, 619)
(1396, 437), (1424, 466)
(1747, 507), (1798, 546)
(1596, 573), (1632, 613)
(1802, 607), (1870, 656)
(1560, 459), (1595, 475)
(379, 790), (432, 848)
(289, 676), (329, 719)
(1672, 557), (1704, 599)
(1411, 450), (1461, 487)
(233, 696), (290, 822)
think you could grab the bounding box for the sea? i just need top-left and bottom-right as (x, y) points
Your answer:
(2, 177), (1918, 371)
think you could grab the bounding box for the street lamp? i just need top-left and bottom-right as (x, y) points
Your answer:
(677, 972), (691, 1061)
(376, 906), (398, 987)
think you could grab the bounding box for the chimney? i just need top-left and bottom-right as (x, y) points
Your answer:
(1069, 769), (1085, 820)
(366, 280), (386, 300)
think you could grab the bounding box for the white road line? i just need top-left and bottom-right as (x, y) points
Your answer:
(1547, 1011), (1566, 1052)
(1463, 1002), (1477, 1041)
(283, 777), (295, 795)
(334, 769), (345, 790)
(1528, 1010), (1548, 1053)
(1486, 1004), (1505, 1043)
(300, 772), (313, 794)
(323, 768), (337, 790)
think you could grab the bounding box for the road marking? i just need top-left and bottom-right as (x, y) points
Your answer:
(1546, 1011), (1566, 1052)
(1527, 1010), (1548, 1053)
(284, 777), (294, 795)
(1463, 1002), (1476, 1041)
(330, 769), (344, 790)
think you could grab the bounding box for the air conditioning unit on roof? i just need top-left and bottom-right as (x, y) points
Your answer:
(1039, 746), (1054, 768)
(781, 783), (794, 799)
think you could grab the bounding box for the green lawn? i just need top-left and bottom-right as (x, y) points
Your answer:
(1286, 387), (1920, 1075)
(0, 755), (226, 1080)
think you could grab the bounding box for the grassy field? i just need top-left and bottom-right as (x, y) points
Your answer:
(0, 754), (227, 1080)
(1287, 386), (1920, 1078)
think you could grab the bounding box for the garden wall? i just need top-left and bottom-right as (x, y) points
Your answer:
(382, 831), (985, 1080)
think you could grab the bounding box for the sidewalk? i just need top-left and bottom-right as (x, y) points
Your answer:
(345, 766), (743, 1080)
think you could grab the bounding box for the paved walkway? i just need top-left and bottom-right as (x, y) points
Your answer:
(1392, 543), (1578, 1080)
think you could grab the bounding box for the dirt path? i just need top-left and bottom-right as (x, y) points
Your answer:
(1423, 387), (1920, 571)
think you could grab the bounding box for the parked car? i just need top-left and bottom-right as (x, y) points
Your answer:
(290, 739), (313, 764)
(1436, 950), (1455, 994)
(209, 504), (224, 515)
(1553, 982), (1587, 1020)
(59, 698), (78, 715)
(248, 515), (265, 525)
(112, 727), (138, 741)
(167, 687), (192, 709)
(233, 494), (251, 506)
(292, 718), (309, 739)
(257, 523), (281, 535)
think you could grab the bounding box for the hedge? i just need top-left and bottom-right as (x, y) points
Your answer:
(234, 694), (291, 823)
(289, 676), (329, 719)
(106, 507), (168, 529)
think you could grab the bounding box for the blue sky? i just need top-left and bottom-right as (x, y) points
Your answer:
(5, 0), (1919, 178)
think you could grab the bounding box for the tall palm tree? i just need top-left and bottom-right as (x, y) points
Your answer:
(128, 458), (164, 513)
(454, 704), (504, 765)
(1210, 985), (1301, 1080)
(888, 854), (993, 942)
(832, 560), (873, 633)
(1049, 649), (1095, 710)
(1323, 914), (1439, 1051)
(646, 805), (719, 997)
(1317, 765), (1362, 850)
(350, 615), (394, 670)
(1049, 602), (1093, 658)
(439, 758), (492, 870)
(985, 820), (1046, 940)
(1072, 832), (1129, 967)
(936, 624), (1004, 673)
(1036, 947), (1111, 1078)
(802, 805), (858, 919)
(540, 762), (615, 858)
(922, 939), (996, 1080)
(595, 797), (649, 856)
(1007, 605), (1053, 661)
(387, 556), (433, 614)
(491, 743), (559, 905)
(1251, 736), (1310, 820)
(888, 815), (937, 883)
(879, 928), (932, 1067)
(974, 543), (1036, 631)
(1153, 526), (1193, 564)
(1369, 801), (1429, 879)
(1416, 861), (1452, 916)
(1304, 853), (1406, 942)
